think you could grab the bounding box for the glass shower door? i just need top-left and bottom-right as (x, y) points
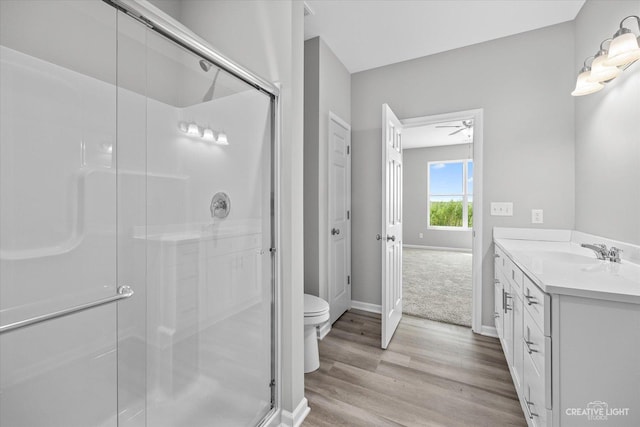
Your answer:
(115, 10), (275, 427)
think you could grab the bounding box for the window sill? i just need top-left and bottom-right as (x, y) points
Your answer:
(427, 226), (472, 232)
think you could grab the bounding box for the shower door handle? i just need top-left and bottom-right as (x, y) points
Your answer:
(0, 285), (134, 334)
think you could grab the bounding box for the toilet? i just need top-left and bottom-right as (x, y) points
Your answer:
(304, 294), (330, 373)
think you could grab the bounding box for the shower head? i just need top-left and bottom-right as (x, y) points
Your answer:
(202, 67), (222, 103)
(199, 59), (212, 72)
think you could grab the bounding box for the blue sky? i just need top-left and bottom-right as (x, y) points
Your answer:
(429, 161), (473, 196)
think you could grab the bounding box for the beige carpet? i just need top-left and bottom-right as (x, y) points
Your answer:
(403, 248), (472, 327)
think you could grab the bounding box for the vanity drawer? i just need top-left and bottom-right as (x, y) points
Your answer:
(494, 247), (506, 276)
(523, 350), (548, 427)
(505, 258), (523, 294)
(523, 276), (550, 335)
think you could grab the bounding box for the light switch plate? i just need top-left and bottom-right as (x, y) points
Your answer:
(491, 202), (513, 216)
(532, 209), (544, 224)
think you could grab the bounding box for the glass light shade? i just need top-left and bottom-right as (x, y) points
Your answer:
(588, 54), (621, 82)
(216, 131), (229, 145)
(603, 32), (640, 66)
(187, 122), (200, 136)
(571, 71), (604, 96)
(202, 128), (215, 142)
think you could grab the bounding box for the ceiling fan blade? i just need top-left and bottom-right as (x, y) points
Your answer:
(449, 128), (466, 136)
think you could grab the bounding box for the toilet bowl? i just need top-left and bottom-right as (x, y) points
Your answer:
(304, 294), (330, 373)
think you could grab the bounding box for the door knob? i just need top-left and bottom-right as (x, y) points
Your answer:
(387, 235), (396, 242)
(332, 228), (341, 235)
(376, 234), (382, 241)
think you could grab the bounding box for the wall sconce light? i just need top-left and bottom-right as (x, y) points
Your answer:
(202, 128), (216, 142)
(571, 57), (604, 96)
(178, 121), (230, 145)
(604, 15), (640, 67)
(588, 39), (622, 82)
(216, 131), (229, 145)
(572, 15), (639, 96)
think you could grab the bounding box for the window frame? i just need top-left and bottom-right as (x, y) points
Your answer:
(426, 158), (473, 231)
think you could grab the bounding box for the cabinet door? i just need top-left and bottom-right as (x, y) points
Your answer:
(494, 281), (503, 339)
(503, 282), (513, 366)
(512, 292), (524, 393)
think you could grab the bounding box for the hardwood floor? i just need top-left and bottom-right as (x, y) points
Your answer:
(302, 310), (526, 427)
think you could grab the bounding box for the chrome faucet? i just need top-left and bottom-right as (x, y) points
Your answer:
(210, 198), (226, 217)
(608, 247), (623, 263)
(581, 243), (609, 260)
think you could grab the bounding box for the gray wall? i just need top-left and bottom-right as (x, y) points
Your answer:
(351, 22), (576, 330)
(403, 144), (473, 249)
(574, 0), (640, 245)
(176, 0), (306, 414)
(304, 37), (351, 301)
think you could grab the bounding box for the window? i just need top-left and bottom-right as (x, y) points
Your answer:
(428, 159), (473, 229)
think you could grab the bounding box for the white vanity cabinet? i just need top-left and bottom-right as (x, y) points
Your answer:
(495, 245), (551, 427)
(493, 229), (640, 427)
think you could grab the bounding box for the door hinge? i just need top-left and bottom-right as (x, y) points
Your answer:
(347, 145), (350, 155)
(347, 275), (350, 285)
(347, 210), (350, 220)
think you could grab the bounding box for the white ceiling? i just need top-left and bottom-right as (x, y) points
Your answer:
(304, 0), (585, 73)
(404, 120), (473, 149)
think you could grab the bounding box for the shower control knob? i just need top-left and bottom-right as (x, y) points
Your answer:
(331, 228), (341, 235)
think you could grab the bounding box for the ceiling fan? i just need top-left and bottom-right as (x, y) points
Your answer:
(436, 119), (474, 136)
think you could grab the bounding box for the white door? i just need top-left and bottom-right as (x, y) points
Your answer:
(381, 104), (403, 349)
(328, 113), (351, 324)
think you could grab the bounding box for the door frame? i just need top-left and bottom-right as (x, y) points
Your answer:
(327, 111), (352, 324)
(401, 108), (484, 334)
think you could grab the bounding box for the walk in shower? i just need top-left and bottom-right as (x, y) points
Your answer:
(0, 1), (278, 426)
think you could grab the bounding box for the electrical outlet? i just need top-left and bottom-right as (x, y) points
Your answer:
(419, 233), (424, 239)
(491, 202), (513, 216)
(532, 209), (544, 224)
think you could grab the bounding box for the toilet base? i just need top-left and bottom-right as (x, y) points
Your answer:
(304, 324), (320, 373)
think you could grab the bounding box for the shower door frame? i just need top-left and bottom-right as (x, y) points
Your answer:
(104, 1), (283, 425)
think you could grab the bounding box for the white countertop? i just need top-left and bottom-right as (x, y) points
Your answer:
(494, 229), (640, 304)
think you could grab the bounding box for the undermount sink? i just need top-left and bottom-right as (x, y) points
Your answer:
(527, 250), (602, 265)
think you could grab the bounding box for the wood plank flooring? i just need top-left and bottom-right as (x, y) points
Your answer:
(302, 310), (526, 427)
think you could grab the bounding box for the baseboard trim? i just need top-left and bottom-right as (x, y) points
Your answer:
(317, 321), (331, 340)
(351, 300), (382, 314)
(403, 244), (472, 253)
(280, 397), (310, 427)
(480, 325), (498, 338)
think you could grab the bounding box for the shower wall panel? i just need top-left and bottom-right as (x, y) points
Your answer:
(0, 1), (119, 426)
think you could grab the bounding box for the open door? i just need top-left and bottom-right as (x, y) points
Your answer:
(381, 104), (403, 349)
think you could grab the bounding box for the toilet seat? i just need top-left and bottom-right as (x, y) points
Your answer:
(304, 294), (329, 317)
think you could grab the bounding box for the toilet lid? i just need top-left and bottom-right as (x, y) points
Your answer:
(304, 294), (329, 315)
